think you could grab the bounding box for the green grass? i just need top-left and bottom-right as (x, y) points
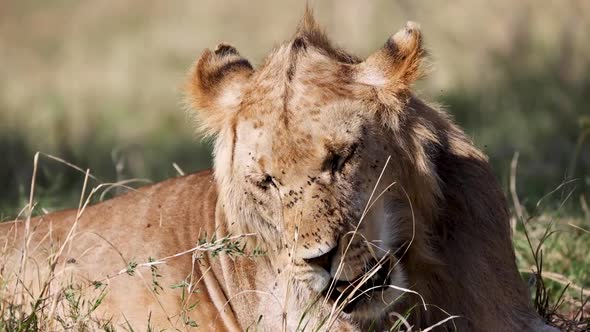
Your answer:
(514, 212), (590, 330)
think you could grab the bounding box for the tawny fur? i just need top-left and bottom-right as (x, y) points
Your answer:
(1, 9), (557, 332)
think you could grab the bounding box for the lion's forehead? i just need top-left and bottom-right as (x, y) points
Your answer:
(234, 101), (365, 176)
(238, 43), (360, 119)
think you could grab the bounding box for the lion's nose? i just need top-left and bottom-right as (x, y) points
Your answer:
(303, 246), (338, 272)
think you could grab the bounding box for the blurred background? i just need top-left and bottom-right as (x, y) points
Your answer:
(1, 0), (589, 217)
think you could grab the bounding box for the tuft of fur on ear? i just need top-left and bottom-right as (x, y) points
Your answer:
(355, 22), (426, 102)
(293, 5), (360, 64)
(295, 5), (331, 53)
(186, 43), (253, 136)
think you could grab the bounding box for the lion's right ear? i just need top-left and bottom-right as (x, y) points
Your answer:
(186, 43), (253, 136)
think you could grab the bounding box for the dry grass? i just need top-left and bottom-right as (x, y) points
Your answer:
(2, 153), (588, 331)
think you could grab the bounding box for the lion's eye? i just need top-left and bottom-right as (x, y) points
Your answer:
(323, 144), (358, 175)
(330, 154), (343, 174)
(257, 174), (276, 190)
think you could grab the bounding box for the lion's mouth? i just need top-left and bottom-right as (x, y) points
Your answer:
(322, 265), (390, 313)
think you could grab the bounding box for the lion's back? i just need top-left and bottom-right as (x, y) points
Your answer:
(1, 169), (217, 243)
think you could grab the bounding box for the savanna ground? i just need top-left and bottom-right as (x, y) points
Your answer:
(0, 1), (589, 330)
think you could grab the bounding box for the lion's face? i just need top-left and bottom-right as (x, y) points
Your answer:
(230, 96), (408, 317)
(188, 17), (426, 320)
(234, 98), (393, 278)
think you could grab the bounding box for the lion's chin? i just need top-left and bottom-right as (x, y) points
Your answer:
(308, 266), (332, 293)
(321, 265), (389, 313)
(321, 265), (407, 321)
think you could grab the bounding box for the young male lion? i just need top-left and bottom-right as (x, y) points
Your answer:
(1, 9), (558, 332)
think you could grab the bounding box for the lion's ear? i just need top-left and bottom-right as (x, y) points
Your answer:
(355, 22), (425, 101)
(186, 43), (253, 136)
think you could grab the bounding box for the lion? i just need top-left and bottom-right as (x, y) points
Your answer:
(0, 10), (558, 332)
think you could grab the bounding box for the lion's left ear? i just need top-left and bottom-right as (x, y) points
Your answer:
(186, 43), (253, 136)
(354, 22), (425, 102)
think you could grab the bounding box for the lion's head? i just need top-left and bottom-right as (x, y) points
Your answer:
(186, 12), (439, 322)
(185, 10), (497, 327)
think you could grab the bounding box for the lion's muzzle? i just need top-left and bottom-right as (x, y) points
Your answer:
(302, 244), (392, 313)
